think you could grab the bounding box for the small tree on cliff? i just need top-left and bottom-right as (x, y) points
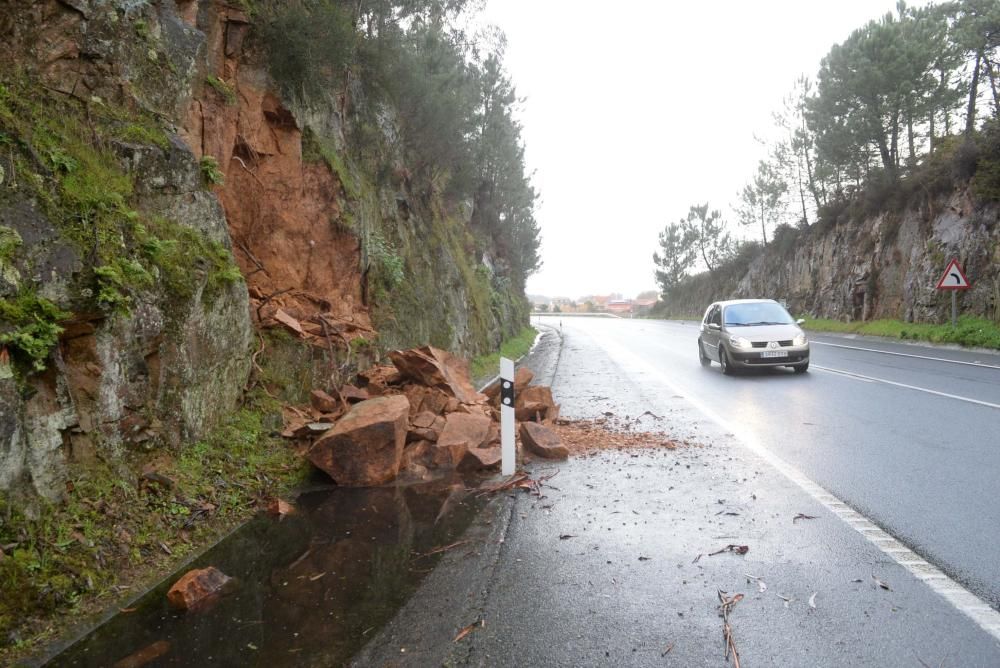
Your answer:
(736, 160), (787, 245)
(652, 221), (697, 297)
(684, 203), (734, 274)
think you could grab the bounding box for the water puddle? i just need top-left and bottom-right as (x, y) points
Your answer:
(44, 478), (483, 667)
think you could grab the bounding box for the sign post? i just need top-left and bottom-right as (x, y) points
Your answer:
(499, 357), (515, 476)
(935, 258), (971, 327)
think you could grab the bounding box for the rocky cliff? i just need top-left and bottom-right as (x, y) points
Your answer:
(0, 0), (528, 505)
(661, 186), (1000, 323)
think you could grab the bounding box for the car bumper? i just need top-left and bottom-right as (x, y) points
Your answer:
(728, 346), (809, 368)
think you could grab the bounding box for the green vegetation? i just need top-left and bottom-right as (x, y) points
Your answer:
(0, 292), (70, 371)
(365, 229), (405, 292)
(470, 326), (537, 381)
(205, 75), (238, 106)
(256, 0), (540, 292)
(0, 392), (308, 658)
(0, 77), (243, 371)
(199, 155), (225, 185)
(301, 128), (359, 199)
(800, 316), (1000, 349)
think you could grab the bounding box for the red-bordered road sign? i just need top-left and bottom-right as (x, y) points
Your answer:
(936, 259), (971, 290)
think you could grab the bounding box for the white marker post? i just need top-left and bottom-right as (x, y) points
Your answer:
(500, 357), (515, 476)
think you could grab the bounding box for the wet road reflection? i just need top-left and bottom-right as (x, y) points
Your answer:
(47, 479), (482, 667)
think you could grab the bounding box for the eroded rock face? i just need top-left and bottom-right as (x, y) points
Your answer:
(307, 395), (410, 486)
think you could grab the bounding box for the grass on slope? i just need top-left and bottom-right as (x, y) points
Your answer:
(800, 316), (1000, 350)
(471, 326), (538, 382)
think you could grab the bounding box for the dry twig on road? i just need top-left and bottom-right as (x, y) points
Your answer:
(717, 590), (744, 668)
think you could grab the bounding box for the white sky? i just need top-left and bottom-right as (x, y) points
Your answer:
(480, 0), (928, 300)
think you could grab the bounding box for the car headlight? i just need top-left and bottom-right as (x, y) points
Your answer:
(793, 333), (808, 346)
(729, 335), (752, 349)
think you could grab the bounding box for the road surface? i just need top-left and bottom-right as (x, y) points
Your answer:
(353, 317), (1000, 666)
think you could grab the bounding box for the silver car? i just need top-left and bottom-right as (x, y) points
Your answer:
(698, 299), (809, 374)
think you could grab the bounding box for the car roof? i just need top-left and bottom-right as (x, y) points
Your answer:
(712, 299), (779, 308)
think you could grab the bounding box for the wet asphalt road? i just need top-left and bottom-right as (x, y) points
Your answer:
(534, 315), (1000, 611)
(354, 319), (1000, 667)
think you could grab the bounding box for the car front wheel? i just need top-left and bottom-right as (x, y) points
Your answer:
(698, 339), (711, 366)
(793, 361), (809, 374)
(719, 348), (734, 375)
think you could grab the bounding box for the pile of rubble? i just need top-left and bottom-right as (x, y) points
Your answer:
(281, 346), (566, 487)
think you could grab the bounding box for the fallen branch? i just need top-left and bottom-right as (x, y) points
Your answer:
(708, 544), (749, 557)
(414, 539), (475, 559)
(453, 618), (484, 643)
(717, 590), (744, 668)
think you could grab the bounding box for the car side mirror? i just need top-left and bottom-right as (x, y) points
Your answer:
(795, 318), (805, 325)
(708, 323), (721, 331)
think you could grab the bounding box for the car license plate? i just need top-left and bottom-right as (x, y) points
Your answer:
(760, 350), (787, 358)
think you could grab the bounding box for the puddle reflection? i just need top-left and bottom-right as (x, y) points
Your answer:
(47, 479), (482, 667)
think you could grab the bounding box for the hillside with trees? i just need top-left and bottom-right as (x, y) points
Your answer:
(653, 0), (1000, 326)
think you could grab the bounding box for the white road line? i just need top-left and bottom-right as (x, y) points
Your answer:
(813, 367), (875, 383)
(813, 365), (1000, 410)
(812, 340), (1000, 370)
(590, 333), (1000, 641)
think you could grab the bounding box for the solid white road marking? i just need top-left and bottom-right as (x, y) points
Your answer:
(813, 365), (1000, 410)
(589, 332), (1000, 641)
(812, 340), (1000, 370)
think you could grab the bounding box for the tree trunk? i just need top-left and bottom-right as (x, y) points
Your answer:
(985, 57), (1000, 119)
(758, 202), (768, 246)
(929, 110), (935, 149)
(966, 50), (983, 137)
(906, 105), (915, 165)
(797, 158), (809, 227)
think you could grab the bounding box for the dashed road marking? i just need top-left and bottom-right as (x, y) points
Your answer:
(591, 332), (1000, 642)
(812, 340), (1000, 370)
(813, 365), (1000, 410)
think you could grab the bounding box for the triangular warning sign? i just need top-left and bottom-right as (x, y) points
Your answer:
(936, 258), (970, 290)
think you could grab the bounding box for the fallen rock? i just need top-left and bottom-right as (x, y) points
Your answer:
(515, 385), (559, 422)
(389, 346), (484, 405)
(519, 422), (569, 460)
(484, 366), (534, 405)
(436, 413), (492, 466)
(167, 567), (233, 611)
(310, 389), (341, 413)
(411, 411), (437, 429)
(266, 498), (295, 518)
(339, 384), (370, 403)
(273, 309), (305, 337)
(306, 395), (410, 486)
(459, 446), (502, 471)
(356, 365), (402, 395)
(514, 366), (534, 393)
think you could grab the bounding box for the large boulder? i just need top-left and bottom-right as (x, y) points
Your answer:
(307, 395), (410, 486)
(434, 413), (492, 467)
(515, 385), (560, 423)
(519, 422), (569, 460)
(389, 346), (484, 405)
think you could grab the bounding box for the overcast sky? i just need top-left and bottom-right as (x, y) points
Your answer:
(480, 0), (930, 300)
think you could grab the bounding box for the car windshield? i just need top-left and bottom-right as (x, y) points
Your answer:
(724, 302), (795, 326)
